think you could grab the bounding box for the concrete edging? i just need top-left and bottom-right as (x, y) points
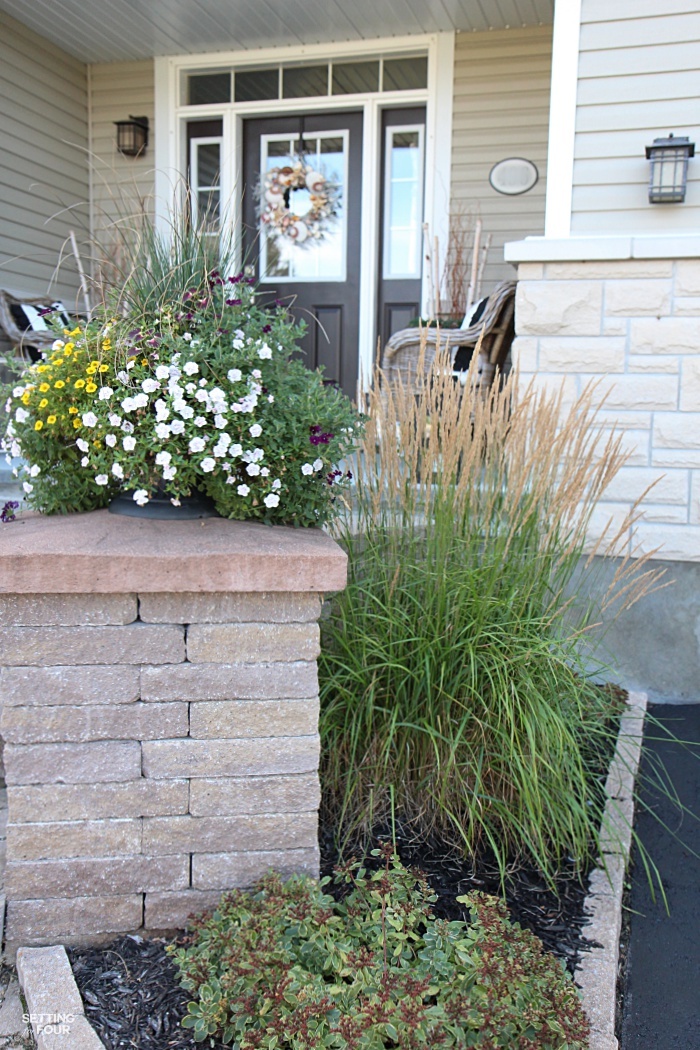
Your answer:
(577, 689), (648, 1050)
(16, 944), (105, 1049)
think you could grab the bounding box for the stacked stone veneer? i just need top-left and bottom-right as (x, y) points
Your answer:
(512, 255), (700, 562)
(0, 511), (346, 952)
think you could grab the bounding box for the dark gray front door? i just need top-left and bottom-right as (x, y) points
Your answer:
(242, 111), (363, 399)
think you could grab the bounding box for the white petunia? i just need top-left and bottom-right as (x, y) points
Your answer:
(76, 438), (89, 452)
(105, 434), (117, 448)
(185, 383), (197, 395)
(121, 397), (136, 413)
(82, 412), (98, 428)
(230, 443), (242, 458)
(155, 365), (170, 380)
(260, 467), (270, 477)
(249, 423), (262, 438)
(195, 389), (208, 402)
(268, 395), (275, 403)
(108, 414), (122, 427)
(155, 423), (171, 440)
(15, 407), (28, 423)
(112, 463), (124, 479)
(258, 344), (272, 360)
(313, 458), (324, 472)
(183, 361), (199, 375)
(117, 370), (129, 384)
(142, 378), (160, 394)
(51, 339), (65, 351)
(133, 489), (149, 506)
(189, 436), (206, 453)
(81, 456), (89, 467)
(264, 493), (279, 508)
(98, 387), (113, 400)
(246, 463), (261, 476)
(200, 457), (216, 473)
(182, 333), (192, 341)
(122, 435), (137, 451)
(154, 398), (169, 421)
(180, 405), (194, 420)
(237, 484), (250, 496)
(29, 463), (41, 477)
(272, 478), (281, 491)
(126, 360), (135, 370)
(227, 368), (242, 383)
(121, 420), (135, 434)
(132, 393), (148, 409)
(170, 419), (185, 435)
(22, 481), (33, 494)
(214, 414), (227, 429)
(163, 465), (177, 480)
(194, 416), (207, 427)
(301, 463), (314, 476)
(170, 497), (181, 506)
(252, 369), (262, 379)
(12, 386), (25, 397)
(168, 384), (184, 399)
(95, 474), (109, 486)
(155, 451), (172, 466)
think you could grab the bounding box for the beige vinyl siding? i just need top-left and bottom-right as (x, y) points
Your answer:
(0, 12), (89, 307)
(571, 0), (700, 235)
(450, 25), (552, 292)
(89, 59), (155, 252)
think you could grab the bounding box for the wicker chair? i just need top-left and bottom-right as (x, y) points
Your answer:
(0, 291), (69, 362)
(382, 280), (516, 394)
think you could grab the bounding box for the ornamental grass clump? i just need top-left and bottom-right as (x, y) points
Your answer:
(2, 274), (360, 524)
(319, 345), (662, 881)
(170, 846), (589, 1048)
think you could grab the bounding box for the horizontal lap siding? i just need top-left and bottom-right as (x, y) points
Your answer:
(0, 12), (88, 305)
(89, 60), (156, 253)
(572, 1), (700, 234)
(450, 26), (552, 290)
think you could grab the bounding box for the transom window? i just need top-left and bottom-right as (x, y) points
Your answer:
(184, 55), (428, 106)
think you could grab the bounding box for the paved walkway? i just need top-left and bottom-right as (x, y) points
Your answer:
(620, 703), (700, 1049)
(0, 787), (34, 1048)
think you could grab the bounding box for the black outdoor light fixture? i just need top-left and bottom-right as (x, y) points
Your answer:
(115, 115), (149, 157)
(645, 133), (695, 203)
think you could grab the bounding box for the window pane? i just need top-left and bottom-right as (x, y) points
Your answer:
(283, 65), (329, 99)
(382, 56), (428, 91)
(235, 68), (279, 102)
(384, 126), (424, 279)
(197, 143), (220, 187)
(332, 60), (379, 94)
(198, 189), (220, 228)
(188, 73), (231, 105)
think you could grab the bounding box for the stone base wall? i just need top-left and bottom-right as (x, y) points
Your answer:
(0, 512), (346, 953)
(512, 256), (700, 562)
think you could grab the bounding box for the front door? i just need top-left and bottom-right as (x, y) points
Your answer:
(242, 111), (363, 400)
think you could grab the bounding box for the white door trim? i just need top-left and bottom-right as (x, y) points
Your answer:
(154, 31), (455, 390)
(544, 0), (582, 239)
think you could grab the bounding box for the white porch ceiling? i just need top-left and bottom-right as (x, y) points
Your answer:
(0, 0), (553, 64)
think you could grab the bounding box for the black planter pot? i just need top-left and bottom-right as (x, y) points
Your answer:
(108, 486), (219, 520)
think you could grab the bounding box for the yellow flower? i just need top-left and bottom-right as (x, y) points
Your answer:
(34, 420), (43, 431)
(141, 358), (148, 366)
(73, 419), (81, 429)
(68, 407), (79, 415)
(54, 380), (65, 389)
(21, 393), (31, 405)
(47, 415), (57, 425)
(53, 358), (63, 366)
(85, 383), (97, 394)
(86, 365), (97, 375)
(64, 342), (74, 352)
(37, 365), (48, 373)
(39, 399), (48, 409)
(99, 364), (109, 373)
(39, 383), (50, 393)
(93, 439), (102, 450)
(63, 348), (73, 357)
(74, 379), (86, 389)
(90, 360), (100, 368)
(70, 327), (81, 337)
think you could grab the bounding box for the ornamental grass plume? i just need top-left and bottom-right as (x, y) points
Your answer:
(319, 340), (665, 883)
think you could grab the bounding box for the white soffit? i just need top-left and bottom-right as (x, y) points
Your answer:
(0, 0), (554, 63)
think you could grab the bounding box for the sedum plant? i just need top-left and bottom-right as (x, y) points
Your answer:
(170, 846), (589, 1049)
(2, 274), (360, 525)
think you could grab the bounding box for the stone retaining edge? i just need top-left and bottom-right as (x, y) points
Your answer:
(577, 689), (648, 1050)
(16, 944), (105, 1049)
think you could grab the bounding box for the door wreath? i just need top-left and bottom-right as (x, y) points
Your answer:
(258, 158), (341, 247)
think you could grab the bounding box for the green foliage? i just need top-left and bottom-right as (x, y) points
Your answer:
(319, 351), (659, 881)
(2, 275), (360, 526)
(169, 847), (589, 1049)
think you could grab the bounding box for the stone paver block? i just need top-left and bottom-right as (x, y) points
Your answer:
(1, 665), (140, 707)
(7, 818), (142, 862)
(630, 316), (700, 355)
(5, 854), (190, 900)
(139, 592), (321, 624)
(189, 698), (319, 739)
(0, 593), (137, 627)
(599, 796), (635, 857)
(142, 811), (317, 855)
(674, 295), (700, 315)
(636, 522), (700, 559)
(675, 258), (700, 296)
(192, 846), (320, 890)
(538, 336), (625, 373)
(604, 278), (671, 316)
(516, 280), (603, 336)
(679, 356), (700, 411)
(600, 467), (687, 506)
(653, 410), (700, 449)
(189, 774), (320, 816)
(1, 701), (188, 744)
(594, 374), (678, 412)
(0, 980), (28, 1037)
(0, 623), (184, 667)
(142, 735), (320, 779)
(7, 895), (142, 942)
(627, 353), (679, 374)
(186, 622), (320, 663)
(16, 946), (107, 1048)
(4, 741), (142, 785)
(141, 660), (318, 701)
(145, 890), (223, 930)
(8, 779), (189, 823)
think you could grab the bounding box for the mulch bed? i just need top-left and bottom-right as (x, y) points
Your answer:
(68, 834), (596, 1050)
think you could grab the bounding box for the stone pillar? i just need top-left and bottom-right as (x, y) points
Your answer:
(0, 510), (346, 952)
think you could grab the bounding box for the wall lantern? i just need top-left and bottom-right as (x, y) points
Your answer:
(645, 133), (695, 203)
(114, 116), (149, 157)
